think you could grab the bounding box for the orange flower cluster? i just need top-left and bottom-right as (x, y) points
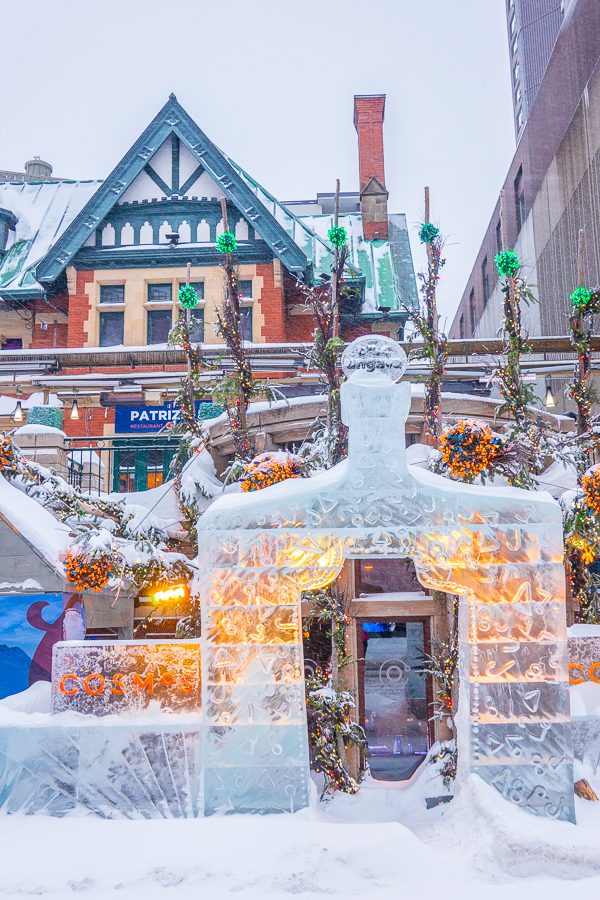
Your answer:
(240, 453), (302, 492)
(64, 552), (114, 593)
(440, 420), (499, 481)
(0, 435), (15, 471)
(583, 468), (600, 517)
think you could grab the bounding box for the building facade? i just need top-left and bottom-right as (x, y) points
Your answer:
(451, 0), (600, 380)
(0, 95), (417, 356)
(507, 0), (564, 140)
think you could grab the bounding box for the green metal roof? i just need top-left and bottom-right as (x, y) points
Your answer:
(0, 180), (102, 299)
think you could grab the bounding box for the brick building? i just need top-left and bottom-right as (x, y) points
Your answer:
(0, 94), (417, 488)
(0, 95), (416, 355)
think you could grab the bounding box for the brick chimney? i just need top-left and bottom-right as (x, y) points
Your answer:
(354, 95), (388, 240)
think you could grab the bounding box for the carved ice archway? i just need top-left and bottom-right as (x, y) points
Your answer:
(197, 336), (574, 821)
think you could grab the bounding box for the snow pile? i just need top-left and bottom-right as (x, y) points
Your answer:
(0, 472), (71, 573)
(0, 681), (50, 714)
(0, 773), (600, 896)
(13, 423), (66, 437)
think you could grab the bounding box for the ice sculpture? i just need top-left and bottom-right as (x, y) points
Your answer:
(198, 335), (575, 821)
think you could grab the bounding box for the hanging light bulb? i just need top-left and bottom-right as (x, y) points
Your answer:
(70, 390), (80, 420)
(13, 399), (23, 422)
(545, 374), (556, 409)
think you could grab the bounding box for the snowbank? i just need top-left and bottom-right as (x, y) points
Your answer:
(0, 472), (71, 572)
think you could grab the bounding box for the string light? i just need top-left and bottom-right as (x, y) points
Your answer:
(583, 468), (600, 516)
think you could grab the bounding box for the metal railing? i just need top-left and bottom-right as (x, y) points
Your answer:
(65, 434), (184, 495)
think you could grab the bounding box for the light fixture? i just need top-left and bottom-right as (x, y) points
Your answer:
(12, 399), (23, 422)
(70, 390), (80, 420)
(544, 374), (556, 409)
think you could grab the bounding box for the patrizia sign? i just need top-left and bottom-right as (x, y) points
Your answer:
(51, 640), (201, 715)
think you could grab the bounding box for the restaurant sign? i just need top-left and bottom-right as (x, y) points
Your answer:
(51, 640), (201, 715)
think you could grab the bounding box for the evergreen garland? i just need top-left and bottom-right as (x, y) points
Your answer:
(178, 284), (198, 309)
(419, 222), (439, 243)
(327, 225), (348, 247)
(216, 232), (237, 254)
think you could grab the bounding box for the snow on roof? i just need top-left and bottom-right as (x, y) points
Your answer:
(0, 473), (72, 574)
(0, 180), (102, 296)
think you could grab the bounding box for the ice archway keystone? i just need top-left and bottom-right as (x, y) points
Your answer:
(197, 336), (575, 822)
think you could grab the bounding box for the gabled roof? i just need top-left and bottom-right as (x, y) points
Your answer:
(0, 180), (101, 299)
(36, 95), (310, 283)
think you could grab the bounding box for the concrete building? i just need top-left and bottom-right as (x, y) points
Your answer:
(450, 0), (600, 418)
(507, 0), (564, 139)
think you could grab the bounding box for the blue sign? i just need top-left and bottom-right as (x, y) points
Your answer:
(114, 403), (223, 434)
(115, 404), (188, 434)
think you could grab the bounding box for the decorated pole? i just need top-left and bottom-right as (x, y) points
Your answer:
(576, 228), (588, 439)
(217, 197), (254, 460)
(499, 190), (526, 425)
(185, 261), (195, 413)
(332, 179), (340, 340)
(404, 188), (447, 448)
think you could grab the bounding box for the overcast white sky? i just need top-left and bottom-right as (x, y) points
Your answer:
(0, 0), (516, 327)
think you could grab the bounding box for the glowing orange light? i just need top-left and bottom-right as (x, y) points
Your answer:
(153, 585), (188, 604)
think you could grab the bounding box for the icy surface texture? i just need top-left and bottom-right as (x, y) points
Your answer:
(0, 721), (201, 818)
(198, 336), (575, 821)
(52, 641), (201, 715)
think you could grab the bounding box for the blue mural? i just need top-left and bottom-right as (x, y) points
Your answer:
(0, 594), (64, 699)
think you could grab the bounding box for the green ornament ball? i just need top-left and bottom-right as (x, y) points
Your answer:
(494, 251), (520, 276)
(419, 223), (439, 244)
(217, 232), (237, 254)
(178, 284), (198, 309)
(327, 225), (348, 247)
(571, 285), (592, 311)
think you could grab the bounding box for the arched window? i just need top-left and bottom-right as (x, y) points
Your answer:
(158, 221), (171, 243)
(140, 221), (153, 244)
(178, 220), (191, 243)
(101, 223), (115, 246)
(197, 220), (210, 242)
(235, 219), (249, 241)
(121, 223), (134, 246)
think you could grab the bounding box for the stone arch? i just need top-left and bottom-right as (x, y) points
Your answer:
(158, 221), (171, 243)
(198, 336), (574, 820)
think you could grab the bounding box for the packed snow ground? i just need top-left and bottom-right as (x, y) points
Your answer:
(1, 774), (600, 898)
(2, 689), (600, 896)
